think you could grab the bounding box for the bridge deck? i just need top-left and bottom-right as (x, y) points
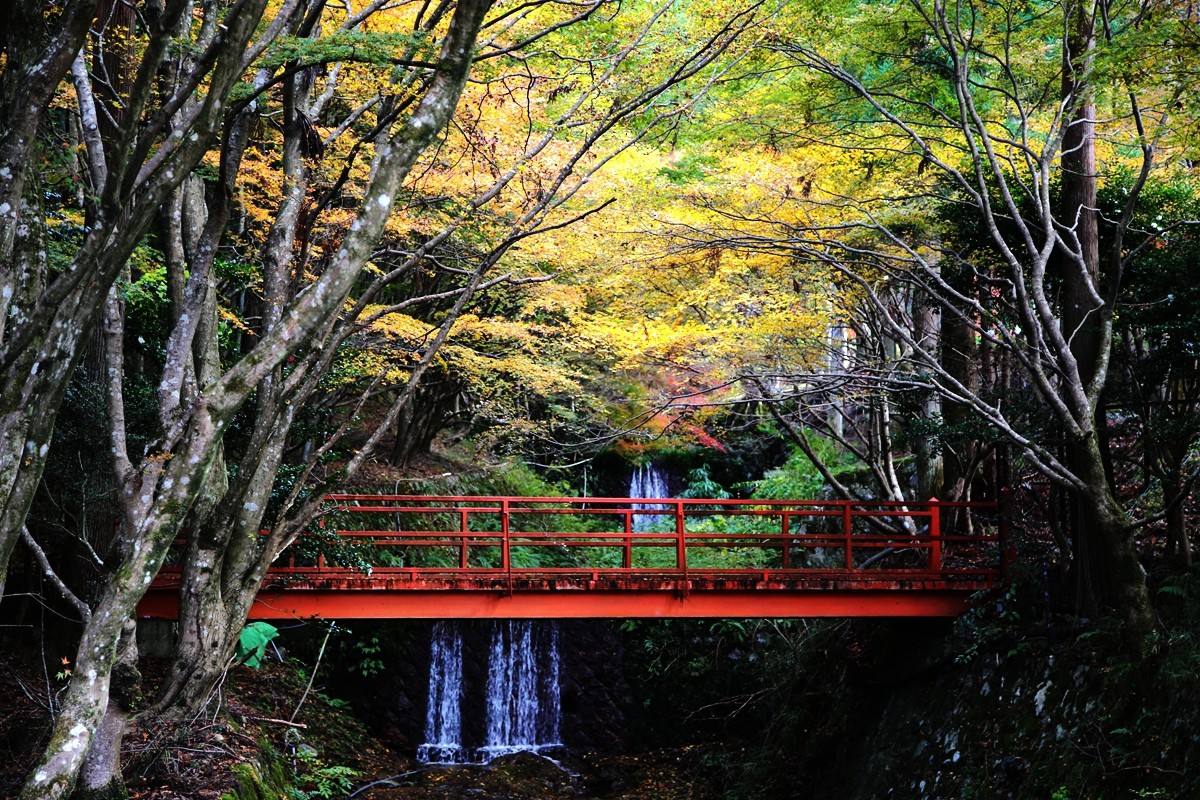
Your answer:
(139, 495), (1007, 619)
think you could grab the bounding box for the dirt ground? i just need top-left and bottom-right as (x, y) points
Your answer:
(0, 650), (733, 800)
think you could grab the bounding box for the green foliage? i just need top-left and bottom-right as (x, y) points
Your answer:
(752, 440), (853, 501)
(621, 617), (837, 753)
(953, 583), (1025, 665)
(117, 243), (171, 351)
(287, 747), (359, 800)
(351, 636), (385, 678)
(266, 29), (430, 69)
(657, 152), (719, 185)
(290, 514), (378, 574)
(237, 622), (280, 669)
(678, 465), (731, 500)
(44, 208), (88, 274)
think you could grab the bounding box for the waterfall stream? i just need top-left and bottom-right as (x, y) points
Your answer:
(417, 620), (562, 764)
(630, 463), (670, 532)
(416, 621), (465, 764)
(480, 621), (562, 759)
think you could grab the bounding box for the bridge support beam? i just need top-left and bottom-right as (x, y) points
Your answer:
(139, 588), (974, 620)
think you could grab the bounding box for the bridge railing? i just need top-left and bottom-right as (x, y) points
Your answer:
(270, 495), (1005, 584)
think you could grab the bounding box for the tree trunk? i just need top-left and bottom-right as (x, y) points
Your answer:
(0, 0), (98, 279)
(1071, 433), (1155, 634)
(912, 281), (942, 499)
(155, 559), (239, 713)
(75, 618), (140, 800)
(940, 274), (980, 533)
(1163, 470), (1192, 569)
(153, 0), (495, 720)
(1060, 0), (1102, 389)
(1057, 0), (1150, 630)
(391, 378), (460, 467)
(0, 0), (267, 598)
(19, 546), (170, 800)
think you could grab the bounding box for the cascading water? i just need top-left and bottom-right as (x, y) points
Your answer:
(480, 621), (562, 759)
(630, 462), (670, 532)
(416, 620), (562, 764)
(416, 621), (465, 764)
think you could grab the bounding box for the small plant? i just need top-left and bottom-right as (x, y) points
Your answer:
(288, 746), (359, 800)
(352, 635), (386, 677)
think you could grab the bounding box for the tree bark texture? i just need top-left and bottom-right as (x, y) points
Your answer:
(155, 0), (496, 719)
(0, 0), (270, 601)
(1055, 0), (1152, 632)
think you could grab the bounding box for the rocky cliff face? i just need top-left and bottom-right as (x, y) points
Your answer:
(560, 621), (630, 753)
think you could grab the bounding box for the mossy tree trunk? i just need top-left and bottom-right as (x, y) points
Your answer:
(19, 0), (495, 795)
(151, 0), (496, 720)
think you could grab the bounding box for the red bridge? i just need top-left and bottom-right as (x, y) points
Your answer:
(140, 494), (1007, 620)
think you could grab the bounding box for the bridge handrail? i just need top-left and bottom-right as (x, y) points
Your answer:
(258, 494), (1005, 581)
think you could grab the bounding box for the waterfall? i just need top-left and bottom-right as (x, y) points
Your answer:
(630, 462), (670, 532)
(480, 621), (563, 759)
(416, 620), (562, 764)
(416, 621), (465, 764)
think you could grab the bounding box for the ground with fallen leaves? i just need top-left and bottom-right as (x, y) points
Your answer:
(0, 647), (738, 800)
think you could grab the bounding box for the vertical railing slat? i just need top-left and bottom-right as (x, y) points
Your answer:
(460, 509), (469, 569)
(623, 509), (633, 570)
(843, 502), (853, 570)
(781, 512), (790, 570)
(501, 498), (511, 574)
(675, 500), (687, 577)
(928, 497), (942, 573)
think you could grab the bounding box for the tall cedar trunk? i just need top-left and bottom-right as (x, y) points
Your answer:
(1163, 470), (1192, 568)
(912, 281), (942, 500)
(1058, 0), (1152, 632)
(827, 319), (848, 440)
(941, 266), (979, 531)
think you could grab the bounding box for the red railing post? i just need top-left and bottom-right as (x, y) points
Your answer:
(928, 497), (942, 573)
(843, 502), (853, 570)
(460, 509), (469, 569)
(781, 512), (790, 570)
(623, 509), (633, 570)
(501, 498), (511, 575)
(675, 500), (687, 576)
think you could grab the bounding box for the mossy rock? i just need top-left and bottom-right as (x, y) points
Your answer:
(220, 759), (293, 800)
